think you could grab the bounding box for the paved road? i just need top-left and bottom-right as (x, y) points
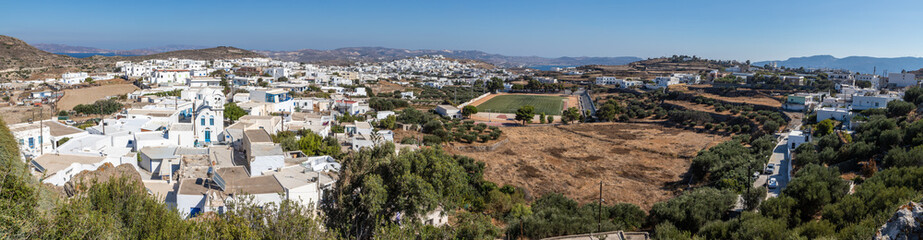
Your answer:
(575, 88), (596, 117)
(751, 133), (794, 198)
(767, 134), (790, 197)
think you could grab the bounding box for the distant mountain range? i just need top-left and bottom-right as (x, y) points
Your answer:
(255, 47), (643, 67)
(34, 44), (209, 56)
(34, 43), (643, 67)
(754, 55), (923, 74)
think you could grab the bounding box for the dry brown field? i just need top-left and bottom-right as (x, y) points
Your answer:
(671, 85), (783, 108)
(57, 84), (138, 110)
(447, 122), (728, 210)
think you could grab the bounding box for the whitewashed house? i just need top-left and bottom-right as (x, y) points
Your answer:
(851, 94), (898, 110)
(61, 72), (89, 85)
(9, 122), (53, 159)
(175, 166), (284, 218)
(435, 105), (461, 119)
(888, 73), (917, 88)
(242, 129), (285, 176)
(151, 69), (191, 84)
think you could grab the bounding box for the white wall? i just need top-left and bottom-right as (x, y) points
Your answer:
(251, 155), (285, 176)
(287, 184), (320, 209)
(176, 193), (205, 218)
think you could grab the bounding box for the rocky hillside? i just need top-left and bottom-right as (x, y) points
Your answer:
(876, 201), (923, 239)
(256, 47), (641, 67)
(34, 43), (206, 55)
(108, 46), (264, 61)
(0, 35), (80, 70)
(0, 35), (268, 80)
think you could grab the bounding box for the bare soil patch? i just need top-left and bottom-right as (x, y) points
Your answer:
(0, 104), (54, 124)
(447, 122), (728, 210)
(58, 84), (139, 110)
(672, 85), (783, 108)
(369, 80), (408, 95)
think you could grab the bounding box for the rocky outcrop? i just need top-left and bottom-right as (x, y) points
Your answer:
(63, 163), (143, 197)
(876, 201), (923, 240)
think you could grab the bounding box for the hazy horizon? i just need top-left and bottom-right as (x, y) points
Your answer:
(5, 0), (923, 62)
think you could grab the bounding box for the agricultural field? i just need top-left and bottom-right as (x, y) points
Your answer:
(448, 122), (728, 210)
(671, 85), (783, 108)
(57, 84), (139, 110)
(473, 94), (567, 115)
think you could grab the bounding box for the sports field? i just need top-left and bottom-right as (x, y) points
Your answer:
(475, 94), (565, 115)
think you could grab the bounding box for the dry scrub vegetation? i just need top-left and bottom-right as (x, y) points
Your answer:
(448, 122), (728, 210)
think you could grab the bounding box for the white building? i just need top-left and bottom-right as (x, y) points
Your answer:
(8, 122), (53, 159)
(271, 165), (336, 209)
(29, 154), (110, 186)
(264, 67), (291, 79)
(187, 77), (222, 87)
(851, 94), (898, 110)
(596, 77), (621, 85)
(888, 73), (917, 88)
(242, 129), (285, 176)
(250, 88), (295, 113)
(151, 69), (191, 84)
(182, 88), (226, 144)
(175, 166), (284, 218)
(816, 107), (851, 122)
(376, 111), (396, 120)
(652, 76), (680, 88)
(787, 130), (810, 150)
(672, 73), (701, 84)
(435, 105), (461, 119)
(61, 72), (89, 85)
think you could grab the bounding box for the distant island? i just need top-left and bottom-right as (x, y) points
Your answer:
(754, 55), (923, 73)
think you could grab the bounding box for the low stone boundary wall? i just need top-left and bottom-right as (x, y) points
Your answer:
(453, 138), (509, 152)
(457, 92), (491, 108)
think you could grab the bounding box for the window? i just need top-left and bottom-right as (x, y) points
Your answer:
(209, 117), (214, 125)
(201, 118), (205, 126)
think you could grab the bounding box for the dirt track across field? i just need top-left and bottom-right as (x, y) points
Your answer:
(448, 122), (728, 210)
(58, 84), (139, 110)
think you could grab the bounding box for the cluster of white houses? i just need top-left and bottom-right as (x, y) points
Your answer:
(8, 62), (435, 218)
(595, 73), (700, 89)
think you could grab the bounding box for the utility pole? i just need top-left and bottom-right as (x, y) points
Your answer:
(598, 181), (603, 234)
(99, 103), (105, 135)
(40, 107), (43, 155)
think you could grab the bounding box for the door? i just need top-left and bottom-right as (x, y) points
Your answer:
(189, 207), (202, 217)
(204, 131), (211, 143)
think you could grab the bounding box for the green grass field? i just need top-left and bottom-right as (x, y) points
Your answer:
(475, 94), (565, 115)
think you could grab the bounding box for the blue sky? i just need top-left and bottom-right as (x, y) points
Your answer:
(2, 0), (923, 61)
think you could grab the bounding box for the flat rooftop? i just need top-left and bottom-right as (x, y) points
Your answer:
(177, 166), (284, 195)
(272, 165), (335, 189)
(244, 129), (272, 143)
(45, 121), (84, 136)
(32, 154), (105, 175)
(251, 144), (284, 157)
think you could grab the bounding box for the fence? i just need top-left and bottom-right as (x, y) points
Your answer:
(456, 92), (491, 108)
